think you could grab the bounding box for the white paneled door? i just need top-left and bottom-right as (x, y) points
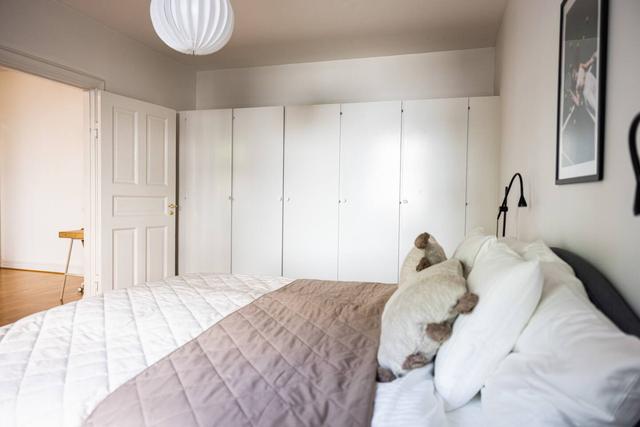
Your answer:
(339, 101), (402, 283)
(283, 104), (341, 280)
(232, 106), (284, 276)
(400, 98), (468, 259)
(178, 110), (232, 274)
(98, 91), (176, 292)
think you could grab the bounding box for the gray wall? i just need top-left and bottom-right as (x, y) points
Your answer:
(496, 0), (640, 313)
(0, 0), (195, 110)
(196, 48), (495, 109)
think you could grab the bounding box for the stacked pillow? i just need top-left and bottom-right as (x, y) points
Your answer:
(481, 241), (640, 426)
(450, 227), (494, 277)
(435, 237), (543, 409)
(379, 228), (640, 425)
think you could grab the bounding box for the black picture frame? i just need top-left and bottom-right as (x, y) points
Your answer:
(556, 0), (608, 185)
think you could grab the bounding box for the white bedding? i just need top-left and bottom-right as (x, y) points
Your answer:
(0, 274), (479, 427)
(374, 365), (484, 427)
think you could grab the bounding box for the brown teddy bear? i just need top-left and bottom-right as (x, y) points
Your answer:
(377, 232), (479, 382)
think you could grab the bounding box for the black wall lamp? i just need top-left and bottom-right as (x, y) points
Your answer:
(631, 113), (640, 216)
(496, 173), (528, 237)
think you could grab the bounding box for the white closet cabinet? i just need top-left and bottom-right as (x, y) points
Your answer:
(338, 101), (402, 283)
(400, 98), (469, 259)
(467, 97), (501, 234)
(178, 97), (500, 283)
(178, 110), (233, 274)
(283, 104), (341, 280)
(232, 106), (284, 276)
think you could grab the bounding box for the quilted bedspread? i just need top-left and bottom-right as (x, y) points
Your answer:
(84, 279), (395, 427)
(0, 274), (291, 427)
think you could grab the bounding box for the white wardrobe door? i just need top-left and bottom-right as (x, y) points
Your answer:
(232, 106), (284, 276)
(283, 104), (340, 280)
(400, 98), (468, 260)
(339, 101), (402, 283)
(467, 97), (501, 235)
(178, 110), (232, 274)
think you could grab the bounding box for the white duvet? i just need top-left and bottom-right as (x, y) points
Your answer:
(0, 274), (478, 427)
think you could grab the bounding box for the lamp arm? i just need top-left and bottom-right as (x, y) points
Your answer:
(497, 173), (525, 237)
(630, 113), (640, 216)
(501, 173), (524, 207)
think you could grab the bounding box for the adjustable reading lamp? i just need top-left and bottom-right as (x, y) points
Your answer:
(496, 173), (528, 237)
(630, 113), (640, 216)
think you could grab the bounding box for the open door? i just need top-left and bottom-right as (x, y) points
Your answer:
(86, 90), (176, 295)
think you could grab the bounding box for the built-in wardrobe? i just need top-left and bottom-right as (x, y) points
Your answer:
(178, 97), (500, 283)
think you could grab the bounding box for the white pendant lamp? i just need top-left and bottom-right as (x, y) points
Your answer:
(150, 0), (234, 56)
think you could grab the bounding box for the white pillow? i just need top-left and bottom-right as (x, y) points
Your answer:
(435, 240), (543, 410)
(482, 241), (640, 426)
(452, 227), (495, 277)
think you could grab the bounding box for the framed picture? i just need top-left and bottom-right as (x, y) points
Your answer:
(556, 0), (608, 184)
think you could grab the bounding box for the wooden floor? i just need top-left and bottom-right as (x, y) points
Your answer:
(0, 268), (83, 327)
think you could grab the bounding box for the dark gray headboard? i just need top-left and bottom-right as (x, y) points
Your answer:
(552, 248), (640, 338)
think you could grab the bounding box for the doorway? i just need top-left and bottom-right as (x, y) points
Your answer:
(0, 47), (178, 324)
(0, 66), (85, 324)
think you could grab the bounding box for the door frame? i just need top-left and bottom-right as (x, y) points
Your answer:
(85, 90), (100, 297)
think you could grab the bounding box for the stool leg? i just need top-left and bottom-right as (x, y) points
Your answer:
(60, 239), (74, 304)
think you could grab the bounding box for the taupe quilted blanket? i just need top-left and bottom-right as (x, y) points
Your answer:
(84, 279), (395, 427)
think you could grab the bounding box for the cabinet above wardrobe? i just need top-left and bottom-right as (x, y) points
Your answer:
(178, 97), (500, 283)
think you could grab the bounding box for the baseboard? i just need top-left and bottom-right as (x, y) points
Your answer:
(0, 260), (83, 276)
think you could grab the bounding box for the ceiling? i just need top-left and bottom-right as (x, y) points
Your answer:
(57, 0), (507, 70)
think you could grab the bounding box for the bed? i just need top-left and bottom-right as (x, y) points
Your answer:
(0, 248), (638, 426)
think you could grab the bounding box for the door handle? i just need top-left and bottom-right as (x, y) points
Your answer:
(168, 203), (178, 216)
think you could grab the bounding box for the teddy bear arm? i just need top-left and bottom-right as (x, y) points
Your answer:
(453, 292), (479, 314)
(402, 352), (430, 370)
(377, 366), (397, 383)
(426, 321), (452, 342)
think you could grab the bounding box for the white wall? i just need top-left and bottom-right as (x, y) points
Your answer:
(496, 0), (640, 313)
(196, 48), (495, 109)
(0, 0), (195, 111)
(0, 69), (84, 275)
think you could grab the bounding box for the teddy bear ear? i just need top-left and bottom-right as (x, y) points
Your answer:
(415, 232), (431, 249)
(416, 256), (431, 272)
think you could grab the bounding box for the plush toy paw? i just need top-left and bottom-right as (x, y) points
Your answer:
(377, 366), (397, 383)
(414, 232), (431, 249)
(453, 292), (479, 314)
(416, 256), (431, 272)
(426, 321), (452, 343)
(402, 352), (430, 370)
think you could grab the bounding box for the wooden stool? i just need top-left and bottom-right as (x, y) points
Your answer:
(58, 229), (84, 304)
